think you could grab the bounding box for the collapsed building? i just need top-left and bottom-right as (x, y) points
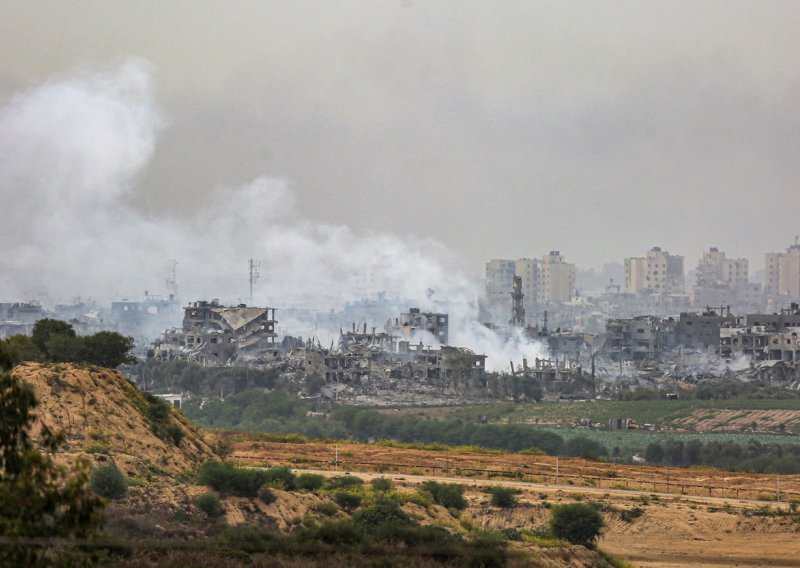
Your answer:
(155, 300), (278, 364)
(109, 292), (180, 338)
(386, 308), (449, 345)
(0, 302), (44, 339)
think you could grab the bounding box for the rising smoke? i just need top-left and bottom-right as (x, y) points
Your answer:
(0, 59), (545, 371)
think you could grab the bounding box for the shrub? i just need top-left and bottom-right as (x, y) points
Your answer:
(353, 496), (411, 534)
(620, 506), (644, 523)
(487, 486), (518, 508)
(165, 424), (185, 446)
(334, 491), (362, 511)
(194, 492), (224, 518)
(325, 475), (364, 490)
(217, 524), (272, 552)
(371, 477), (393, 492)
(549, 502), (605, 548)
(90, 463), (127, 500)
(295, 473), (325, 492)
(313, 501), (339, 516)
(197, 461), (270, 497)
(303, 520), (363, 546)
(263, 466), (297, 490)
(420, 481), (467, 510)
(258, 484), (277, 505)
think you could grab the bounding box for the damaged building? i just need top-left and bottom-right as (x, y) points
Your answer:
(0, 302), (44, 339)
(155, 300), (278, 364)
(386, 308), (449, 345)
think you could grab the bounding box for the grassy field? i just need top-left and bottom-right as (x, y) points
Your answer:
(419, 399), (800, 430)
(531, 426), (797, 458)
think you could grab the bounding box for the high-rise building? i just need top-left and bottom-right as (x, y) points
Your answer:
(484, 253), (576, 320)
(485, 259), (516, 308)
(765, 242), (800, 298)
(695, 247), (748, 288)
(537, 251), (576, 303)
(624, 247), (685, 295)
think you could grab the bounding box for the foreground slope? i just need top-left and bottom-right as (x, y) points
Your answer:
(11, 362), (216, 478)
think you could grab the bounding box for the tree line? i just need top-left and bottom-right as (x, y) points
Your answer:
(0, 318), (135, 368)
(184, 388), (800, 474)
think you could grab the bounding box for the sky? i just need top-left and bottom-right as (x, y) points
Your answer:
(1, 0), (799, 283)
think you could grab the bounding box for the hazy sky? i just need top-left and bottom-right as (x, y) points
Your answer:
(2, 1), (799, 275)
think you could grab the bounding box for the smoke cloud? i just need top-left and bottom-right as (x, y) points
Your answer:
(0, 60), (544, 371)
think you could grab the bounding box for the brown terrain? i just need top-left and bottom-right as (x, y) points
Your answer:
(673, 408), (800, 432)
(11, 362), (800, 566)
(232, 439), (800, 567)
(12, 362), (216, 477)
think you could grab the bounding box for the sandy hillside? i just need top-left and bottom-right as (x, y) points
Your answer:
(11, 362), (217, 479)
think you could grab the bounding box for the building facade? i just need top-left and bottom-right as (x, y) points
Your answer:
(624, 247), (685, 295)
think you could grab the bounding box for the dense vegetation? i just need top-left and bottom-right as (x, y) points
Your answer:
(0, 319), (135, 368)
(186, 389), (800, 474)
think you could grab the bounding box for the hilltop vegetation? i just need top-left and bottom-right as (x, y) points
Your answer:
(0, 318), (135, 368)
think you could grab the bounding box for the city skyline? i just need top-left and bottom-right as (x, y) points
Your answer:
(2, 2), (799, 282)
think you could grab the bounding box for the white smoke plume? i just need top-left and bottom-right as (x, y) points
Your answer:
(0, 59), (545, 371)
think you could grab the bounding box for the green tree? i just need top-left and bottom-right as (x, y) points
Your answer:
(0, 335), (43, 365)
(549, 503), (605, 548)
(81, 331), (136, 368)
(31, 319), (76, 356)
(0, 358), (104, 564)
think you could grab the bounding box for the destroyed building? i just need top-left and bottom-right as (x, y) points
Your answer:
(0, 302), (44, 339)
(339, 323), (396, 353)
(110, 292), (180, 338)
(675, 306), (738, 351)
(604, 316), (675, 362)
(155, 300), (278, 364)
(386, 308), (448, 345)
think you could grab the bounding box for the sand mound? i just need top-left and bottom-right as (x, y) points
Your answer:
(11, 362), (217, 479)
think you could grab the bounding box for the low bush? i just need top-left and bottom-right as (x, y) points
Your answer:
(217, 524), (272, 552)
(420, 481), (467, 510)
(197, 461), (271, 497)
(549, 502), (605, 548)
(90, 463), (127, 499)
(334, 491), (362, 511)
(620, 506), (644, 523)
(299, 521), (363, 546)
(352, 497), (410, 534)
(487, 486), (518, 508)
(263, 466), (297, 490)
(194, 493), (224, 518)
(371, 477), (393, 492)
(295, 473), (325, 492)
(313, 501), (339, 516)
(325, 475), (364, 490)
(258, 484), (277, 505)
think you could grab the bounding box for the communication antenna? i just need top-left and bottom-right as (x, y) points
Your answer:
(166, 260), (178, 302)
(248, 259), (261, 305)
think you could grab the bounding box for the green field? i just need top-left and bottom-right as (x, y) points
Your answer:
(440, 399), (800, 431)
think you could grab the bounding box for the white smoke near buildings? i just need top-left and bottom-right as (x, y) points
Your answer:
(0, 59), (545, 371)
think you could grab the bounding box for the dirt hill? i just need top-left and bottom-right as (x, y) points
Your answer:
(11, 362), (217, 479)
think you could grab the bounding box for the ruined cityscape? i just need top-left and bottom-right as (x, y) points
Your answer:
(5, 4), (800, 566)
(5, 241), (800, 409)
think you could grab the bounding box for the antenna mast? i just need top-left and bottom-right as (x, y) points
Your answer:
(166, 260), (178, 302)
(248, 259), (261, 305)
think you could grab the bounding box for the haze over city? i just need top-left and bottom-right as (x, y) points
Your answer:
(2, 0), (799, 288)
